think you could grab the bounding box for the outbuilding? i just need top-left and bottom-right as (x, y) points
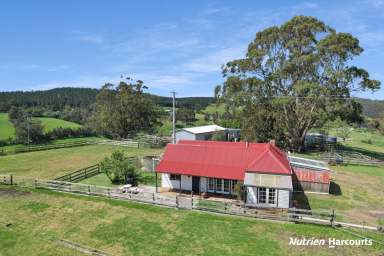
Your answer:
(288, 156), (330, 193)
(175, 125), (240, 143)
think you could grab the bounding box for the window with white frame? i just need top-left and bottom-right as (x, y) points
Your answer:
(268, 188), (276, 204)
(257, 187), (267, 204)
(208, 178), (215, 191)
(223, 179), (230, 193)
(216, 178), (222, 192)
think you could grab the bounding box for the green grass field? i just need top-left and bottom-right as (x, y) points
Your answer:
(0, 113), (81, 140)
(0, 113), (14, 140)
(0, 185), (382, 256)
(0, 144), (163, 179)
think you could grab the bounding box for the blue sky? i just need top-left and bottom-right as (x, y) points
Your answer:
(0, 0), (384, 99)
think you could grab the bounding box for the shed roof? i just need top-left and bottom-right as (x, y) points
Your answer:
(181, 125), (225, 134)
(288, 156), (330, 171)
(156, 140), (292, 180)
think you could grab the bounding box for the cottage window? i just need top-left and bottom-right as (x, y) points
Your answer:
(258, 187), (267, 204)
(208, 178), (215, 191)
(170, 174), (181, 180)
(223, 179), (230, 193)
(216, 178), (223, 192)
(268, 188), (276, 204)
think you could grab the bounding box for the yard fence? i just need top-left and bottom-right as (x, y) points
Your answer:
(14, 140), (97, 153)
(320, 151), (384, 166)
(54, 164), (101, 182)
(97, 140), (151, 148)
(0, 174), (382, 232)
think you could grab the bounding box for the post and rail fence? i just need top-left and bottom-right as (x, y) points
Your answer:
(0, 174), (382, 232)
(54, 164), (101, 182)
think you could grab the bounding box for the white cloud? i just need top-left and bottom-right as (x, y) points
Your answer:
(77, 34), (104, 44)
(0, 63), (70, 72)
(183, 47), (245, 73)
(46, 65), (72, 72)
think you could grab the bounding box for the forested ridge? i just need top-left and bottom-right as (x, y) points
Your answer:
(0, 87), (214, 112)
(355, 98), (384, 118)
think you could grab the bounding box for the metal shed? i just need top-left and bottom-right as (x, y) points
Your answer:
(288, 156), (330, 193)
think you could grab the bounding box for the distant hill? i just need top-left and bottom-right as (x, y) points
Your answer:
(2, 87), (381, 118)
(355, 98), (384, 118)
(0, 87), (215, 112)
(0, 87), (99, 112)
(151, 95), (214, 110)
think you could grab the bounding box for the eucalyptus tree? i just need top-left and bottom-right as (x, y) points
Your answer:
(218, 16), (380, 151)
(93, 78), (159, 138)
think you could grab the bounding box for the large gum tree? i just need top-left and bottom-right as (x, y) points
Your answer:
(218, 16), (380, 152)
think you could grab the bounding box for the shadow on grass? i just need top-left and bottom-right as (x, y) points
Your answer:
(292, 191), (311, 210)
(329, 181), (342, 196)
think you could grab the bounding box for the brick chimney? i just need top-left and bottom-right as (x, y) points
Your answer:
(269, 139), (276, 146)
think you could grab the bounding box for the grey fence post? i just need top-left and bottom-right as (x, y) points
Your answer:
(330, 209), (335, 227)
(153, 193), (155, 202)
(176, 196), (179, 208)
(9, 174), (13, 185)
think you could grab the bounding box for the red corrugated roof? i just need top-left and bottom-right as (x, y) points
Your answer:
(156, 140), (292, 180)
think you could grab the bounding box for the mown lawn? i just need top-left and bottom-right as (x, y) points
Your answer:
(0, 144), (163, 179)
(0, 112), (81, 140)
(0, 185), (382, 256)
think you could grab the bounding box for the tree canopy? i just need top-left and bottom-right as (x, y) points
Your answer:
(217, 16), (380, 151)
(90, 78), (159, 138)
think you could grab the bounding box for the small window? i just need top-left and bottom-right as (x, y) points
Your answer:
(208, 178), (215, 191)
(216, 178), (222, 192)
(258, 187), (267, 204)
(170, 174), (181, 180)
(268, 188), (276, 204)
(223, 179), (230, 193)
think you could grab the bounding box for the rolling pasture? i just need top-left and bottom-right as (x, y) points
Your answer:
(0, 112), (81, 140)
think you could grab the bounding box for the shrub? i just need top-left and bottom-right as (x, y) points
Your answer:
(100, 151), (142, 185)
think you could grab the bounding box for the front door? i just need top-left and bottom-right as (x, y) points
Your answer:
(192, 176), (200, 193)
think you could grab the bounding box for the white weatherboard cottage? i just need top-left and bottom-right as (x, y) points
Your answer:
(156, 140), (294, 209)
